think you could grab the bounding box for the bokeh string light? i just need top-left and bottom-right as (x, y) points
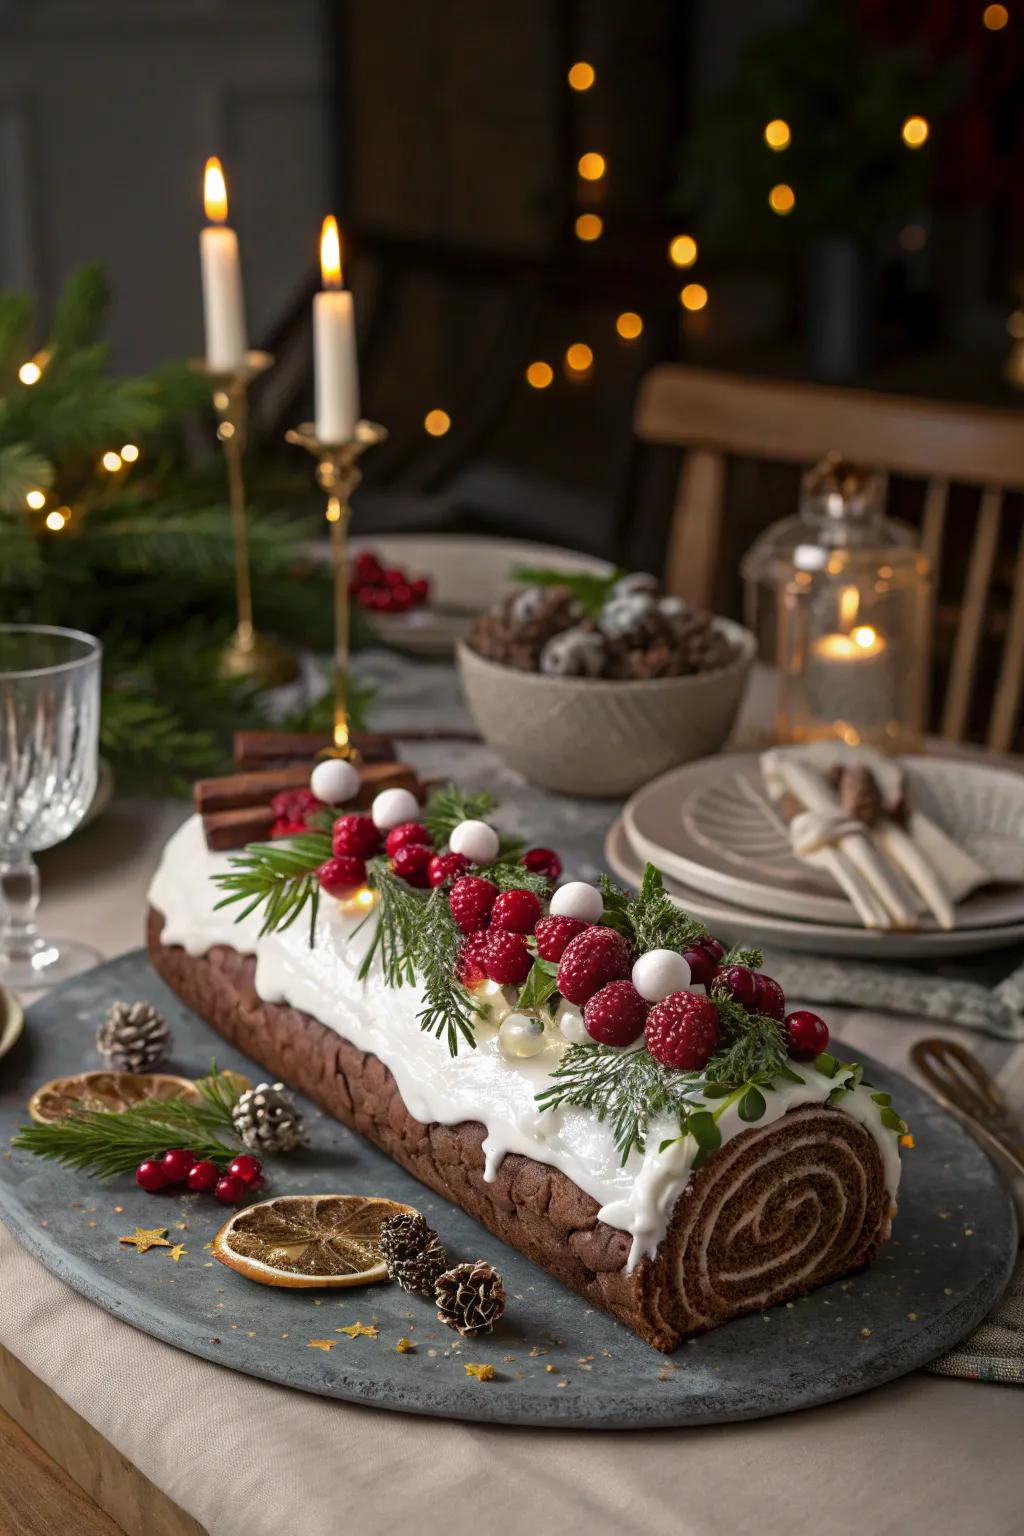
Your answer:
(565, 343), (593, 373)
(901, 115), (929, 148)
(567, 61), (595, 90)
(769, 183), (796, 214)
(25, 489), (46, 510)
(574, 213), (603, 242)
(983, 4), (1009, 30)
(668, 234), (698, 268)
(423, 409), (451, 437)
(680, 284), (708, 312)
(764, 118), (791, 150)
(526, 361), (554, 389)
(615, 312), (643, 340)
(18, 360), (42, 385)
(577, 152), (606, 181)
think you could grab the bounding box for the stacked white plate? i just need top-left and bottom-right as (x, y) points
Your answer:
(605, 753), (1024, 959)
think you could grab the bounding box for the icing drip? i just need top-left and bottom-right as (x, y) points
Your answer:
(148, 815), (902, 1270)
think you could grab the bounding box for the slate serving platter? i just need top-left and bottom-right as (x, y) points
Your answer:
(0, 951), (1016, 1429)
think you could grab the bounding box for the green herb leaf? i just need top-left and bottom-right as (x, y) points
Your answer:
(814, 1051), (840, 1079)
(738, 1085), (766, 1122)
(422, 784), (497, 847)
(517, 963), (558, 1013)
(870, 1091), (892, 1108)
(878, 1106), (907, 1133)
(510, 564), (623, 618)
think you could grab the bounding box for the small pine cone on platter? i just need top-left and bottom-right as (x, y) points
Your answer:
(378, 1211), (449, 1295)
(231, 1081), (305, 1154)
(96, 1001), (172, 1073)
(435, 1259), (506, 1338)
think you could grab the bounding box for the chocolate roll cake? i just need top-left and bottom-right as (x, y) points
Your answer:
(147, 810), (903, 1352)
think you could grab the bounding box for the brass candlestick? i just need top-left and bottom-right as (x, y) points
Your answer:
(285, 419), (388, 758)
(191, 350), (298, 686)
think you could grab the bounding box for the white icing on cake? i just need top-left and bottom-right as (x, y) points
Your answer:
(148, 816), (902, 1270)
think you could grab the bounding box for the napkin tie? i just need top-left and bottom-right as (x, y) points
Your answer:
(789, 809), (865, 858)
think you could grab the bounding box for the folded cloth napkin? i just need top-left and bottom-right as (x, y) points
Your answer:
(928, 1248), (1024, 1385)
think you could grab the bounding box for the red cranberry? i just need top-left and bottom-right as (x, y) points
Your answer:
(717, 964), (759, 1008)
(785, 1010), (830, 1060)
(317, 854), (367, 896)
(697, 935), (725, 963)
(227, 1154), (264, 1190)
(355, 550), (383, 583)
(135, 1159), (167, 1193)
(391, 843), (433, 887)
(410, 577), (430, 603)
(428, 851), (469, 887)
(755, 973), (786, 1020)
(385, 821), (430, 858)
(389, 583), (414, 613)
(159, 1148), (195, 1186)
(332, 814), (381, 859)
(521, 847), (562, 882)
(683, 946), (716, 987)
(382, 567), (406, 588)
(214, 1175), (247, 1206)
(186, 1159), (220, 1193)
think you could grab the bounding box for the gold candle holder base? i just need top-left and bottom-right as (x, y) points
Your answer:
(285, 419), (388, 758)
(190, 350), (299, 687)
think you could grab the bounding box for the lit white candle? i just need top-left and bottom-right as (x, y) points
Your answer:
(313, 215), (360, 444)
(199, 157), (247, 371)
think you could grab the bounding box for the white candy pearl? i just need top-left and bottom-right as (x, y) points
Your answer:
(498, 1012), (547, 1059)
(310, 758), (362, 806)
(371, 787), (421, 831)
(555, 999), (587, 1045)
(549, 881), (604, 924)
(449, 818), (500, 865)
(631, 948), (692, 1003)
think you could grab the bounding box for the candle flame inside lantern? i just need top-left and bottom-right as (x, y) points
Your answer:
(320, 216), (342, 288)
(838, 585), (860, 629)
(203, 157), (229, 223)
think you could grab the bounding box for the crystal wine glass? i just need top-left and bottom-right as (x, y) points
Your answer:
(0, 625), (102, 988)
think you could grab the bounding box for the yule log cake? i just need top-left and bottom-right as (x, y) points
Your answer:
(147, 774), (907, 1352)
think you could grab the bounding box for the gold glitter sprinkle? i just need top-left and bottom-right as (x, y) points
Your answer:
(545, 1363), (556, 1373)
(307, 1339), (335, 1352)
(114, 1205), (124, 1214)
(464, 1362), (494, 1381)
(119, 1227), (172, 1254)
(908, 1312), (919, 1321)
(168, 1243), (187, 1263)
(396, 1337), (414, 1354)
(861, 1328), (872, 1338)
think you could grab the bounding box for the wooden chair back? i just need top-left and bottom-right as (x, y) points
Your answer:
(634, 364), (1024, 752)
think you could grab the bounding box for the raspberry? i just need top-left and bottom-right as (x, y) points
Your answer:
(521, 847), (562, 882)
(716, 964), (759, 1009)
(785, 1010), (829, 1060)
(483, 930), (532, 986)
(645, 991), (719, 1070)
(391, 843), (432, 887)
(271, 818), (307, 839)
(271, 787), (322, 827)
(457, 931), (491, 988)
(534, 914), (588, 962)
(428, 851), (469, 888)
(754, 973), (786, 1020)
(490, 888), (542, 935)
(385, 821), (431, 858)
(583, 980), (649, 1046)
(332, 814), (381, 859)
(448, 876), (499, 934)
(317, 855), (367, 896)
(557, 927), (630, 1005)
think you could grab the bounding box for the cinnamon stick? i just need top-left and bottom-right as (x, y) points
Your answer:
(200, 760), (425, 850)
(195, 763), (311, 815)
(203, 805), (275, 851)
(232, 730), (396, 770)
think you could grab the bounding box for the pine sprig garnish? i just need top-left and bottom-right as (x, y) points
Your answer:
(422, 784), (497, 846)
(357, 860), (425, 988)
(536, 1045), (707, 1164)
(476, 859), (550, 898)
(212, 832), (331, 944)
(416, 887), (480, 1054)
(12, 1066), (242, 1178)
(599, 865), (706, 954)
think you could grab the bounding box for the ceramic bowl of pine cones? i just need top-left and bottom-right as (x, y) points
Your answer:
(456, 611), (756, 799)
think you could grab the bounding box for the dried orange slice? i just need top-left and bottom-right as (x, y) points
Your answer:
(27, 1069), (250, 1124)
(213, 1194), (417, 1289)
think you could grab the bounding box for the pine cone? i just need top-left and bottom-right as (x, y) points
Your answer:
(434, 1259), (506, 1338)
(231, 1081), (304, 1154)
(839, 765), (883, 827)
(379, 1211), (449, 1295)
(96, 1001), (172, 1073)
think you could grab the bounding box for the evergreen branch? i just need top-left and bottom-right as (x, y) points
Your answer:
(0, 443), (54, 512)
(0, 291), (33, 386)
(477, 858), (549, 898)
(212, 834), (332, 944)
(598, 865), (706, 954)
(50, 265), (109, 353)
(12, 1066), (242, 1178)
(415, 886), (480, 1054)
(536, 1045), (707, 1164)
(422, 784), (497, 846)
(358, 861), (423, 987)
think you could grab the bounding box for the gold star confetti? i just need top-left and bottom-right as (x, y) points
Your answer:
(307, 1339), (336, 1352)
(396, 1337), (414, 1354)
(169, 1244), (187, 1263)
(464, 1362), (494, 1381)
(900, 1133), (914, 1148)
(119, 1227), (172, 1254)
(337, 1321), (378, 1340)
(174, 1220), (188, 1230)
(545, 1363), (556, 1373)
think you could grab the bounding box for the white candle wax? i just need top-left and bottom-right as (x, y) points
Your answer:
(200, 225), (247, 371)
(313, 288), (359, 444)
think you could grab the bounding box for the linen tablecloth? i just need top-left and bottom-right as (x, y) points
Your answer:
(2, 659), (1023, 1536)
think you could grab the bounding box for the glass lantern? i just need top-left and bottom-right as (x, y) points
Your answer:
(741, 453), (931, 752)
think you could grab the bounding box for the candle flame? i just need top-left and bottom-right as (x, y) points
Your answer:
(838, 585), (860, 629)
(204, 157), (229, 222)
(852, 624), (878, 650)
(320, 216), (342, 288)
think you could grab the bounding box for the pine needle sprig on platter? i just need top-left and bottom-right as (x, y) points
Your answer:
(12, 1067), (242, 1178)
(212, 832), (331, 944)
(422, 784), (497, 846)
